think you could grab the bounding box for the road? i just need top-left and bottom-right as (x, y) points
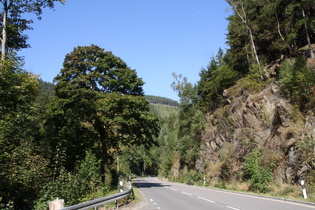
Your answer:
(133, 177), (315, 210)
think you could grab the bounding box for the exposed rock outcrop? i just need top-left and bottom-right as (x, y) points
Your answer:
(198, 81), (315, 184)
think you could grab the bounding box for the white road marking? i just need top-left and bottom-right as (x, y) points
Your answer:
(150, 199), (153, 202)
(163, 180), (315, 209)
(170, 188), (178, 191)
(181, 191), (192, 196)
(153, 203), (157, 205)
(226, 206), (240, 210)
(197, 196), (216, 203)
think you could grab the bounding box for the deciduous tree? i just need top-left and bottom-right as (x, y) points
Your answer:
(44, 45), (159, 176)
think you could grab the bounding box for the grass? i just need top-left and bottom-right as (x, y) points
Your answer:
(93, 185), (142, 210)
(207, 180), (315, 203)
(131, 183), (142, 204)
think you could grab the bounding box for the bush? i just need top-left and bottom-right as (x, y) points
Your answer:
(241, 64), (265, 92)
(244, 150), (272, 192)
(34, 151), (106, 209)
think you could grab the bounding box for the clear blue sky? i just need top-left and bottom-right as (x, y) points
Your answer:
(20, 0), (231, 101)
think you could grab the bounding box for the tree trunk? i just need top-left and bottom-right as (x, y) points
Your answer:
(1, 0), (8, 60)
(98, 122), (109, 181)
(229, 0), (260, 66)
(275, 12), (285, 44)
(302, 8), (314, 59)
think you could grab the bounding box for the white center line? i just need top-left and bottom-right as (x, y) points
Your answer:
(197, 196), (216, 203)
(226, 206), (240, 210)
(170, 188), (178, 191)
(181, 192), (193, 196)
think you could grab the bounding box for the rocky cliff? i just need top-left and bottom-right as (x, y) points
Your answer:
(197, 78), (315, 186)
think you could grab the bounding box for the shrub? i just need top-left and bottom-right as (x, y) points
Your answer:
(244, 150), (272, 192)
(241, 64), (265, 92)
(34, 151), (105, 209)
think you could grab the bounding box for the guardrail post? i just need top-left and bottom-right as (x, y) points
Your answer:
(115, 200), (118, 209)
(59, 180), (132, 210)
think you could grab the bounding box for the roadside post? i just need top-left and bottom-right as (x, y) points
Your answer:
(301, 180), (307, 199)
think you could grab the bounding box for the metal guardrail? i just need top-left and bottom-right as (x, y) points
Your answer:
(60, 183), (132, 210)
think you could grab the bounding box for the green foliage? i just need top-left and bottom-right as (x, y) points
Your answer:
(171, 73), (198, 107)
(96, 93), (160, 149)
(157, 113), (179, 178)
(244, 150), (272, 192)
(178, 169), (203, 186)
(33, 45), (161, 209)
(198, 50), (238, 112)
(296, 136), (315, 185)
(34, 151), (105, 209)
(36, 79), (54, 108)
(219, 143), (236, 181)
(155, 73), (205, 181)
(0, 58), (43, 209)
(240, 64), (265, 92)
(226, 0), (315, 70)
(43, 44), (159, 173)
(279, 57), (315, 110)
(149, 103), (179, 122)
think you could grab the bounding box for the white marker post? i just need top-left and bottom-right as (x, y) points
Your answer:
(119, 181), (124, 192)
(204, 177), (206, 186)
(301, 180), (307, 199)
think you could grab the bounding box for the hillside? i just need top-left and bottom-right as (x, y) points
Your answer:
(145, 95), (179, 106)
(165, 59), (315, 200)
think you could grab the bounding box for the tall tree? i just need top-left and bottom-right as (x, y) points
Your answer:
(44, 45), (159, 175)
(226, 0), (260, 67)
(171, 74), (203, 169)
(197, 50), (238, 112)
(0, 0), (65, 60)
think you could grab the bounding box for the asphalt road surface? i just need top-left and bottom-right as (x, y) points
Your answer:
(134, 177), (315, 210)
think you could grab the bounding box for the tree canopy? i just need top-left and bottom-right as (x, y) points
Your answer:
(226, 0), (315, 74)
(44, 44), (160, 173)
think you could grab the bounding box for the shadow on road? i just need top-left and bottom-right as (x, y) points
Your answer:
(134, 180), (170, 188)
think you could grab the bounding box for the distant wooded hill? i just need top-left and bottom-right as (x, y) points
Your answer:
(145, 95), (179, 106)
(37, 80), (179, 107)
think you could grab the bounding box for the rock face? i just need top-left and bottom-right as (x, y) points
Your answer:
(197, 81), (315, 184)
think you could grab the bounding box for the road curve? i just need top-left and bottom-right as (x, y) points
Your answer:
(133, 177), (315, 210)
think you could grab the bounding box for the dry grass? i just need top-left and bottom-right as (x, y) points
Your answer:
(211, 180), (315, 203)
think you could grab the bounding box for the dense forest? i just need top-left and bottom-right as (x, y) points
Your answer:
(0, 0), (315, 209)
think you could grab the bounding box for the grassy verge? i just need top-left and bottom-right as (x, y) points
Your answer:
(131, 184), (142, 204)
(212, 181), (315, 203)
